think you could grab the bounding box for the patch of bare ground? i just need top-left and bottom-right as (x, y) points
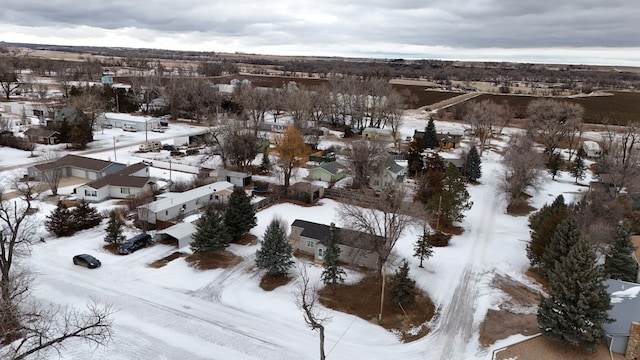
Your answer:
(185, 251), (243, 270)
(495, 335), (626, 360)
(259, 273), (293, 291)
(479, 274), (540, 347)
(506, 194), (536, 216)
(149, 251), (186, 268)
(318, 273), (436, 342)
(234, 233), (258, 246)
(103, 243), (120, 255)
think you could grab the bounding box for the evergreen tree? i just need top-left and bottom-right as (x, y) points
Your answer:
(465, 145), (482, 182)
(321, 223), (346, 290)
(537, 235), (611, 347)
(547, 152), (563, 180)
(527, 195), (568, 268)
(424, 118), (438, 149)
(540, 216), (581, 280)
(256, 219), (294, 275)
(224, 187), (257, 241)
(389, 261), (416, 305)
(406, 138), (425, 176)
(104, 210), (125, 245)
(190, 205), (231, 254)
(260, 148), (271, 173)
(73, 200), (103, 230)
(45, 201), (75, 237)
(413, 228), (434, 267)
(569, 149), (587, 184)
(430, 163), (472, 227)
(605, 221), (639, 282)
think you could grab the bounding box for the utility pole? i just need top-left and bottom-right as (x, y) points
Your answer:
(379, 264), (386, 322)
(113, 136), (117, 161)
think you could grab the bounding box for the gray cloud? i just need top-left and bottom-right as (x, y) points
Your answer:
(1, 0), (639, 64)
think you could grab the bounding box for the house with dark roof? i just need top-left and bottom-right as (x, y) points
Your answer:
(369, 158), (406, 190)
(28, 154), (126, 182)
(290, 219), (379, 269)
(23, 128), (60, 145)
(436, 132), (463, 149)
(74, 163), (156, 202)
(308, 161), (346, 183)
(604, 279), (640, 356)
(45, 107), (91, 129)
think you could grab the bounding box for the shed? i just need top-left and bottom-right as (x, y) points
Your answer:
(155, 222), (198, 248)
(604, 279), (640, 355)
(361, 127), (397, 142)
(583, 140), (602, 158)
(308, 161), (346, 183)
(99, 112), (160, 131)
(210, 169), (252, 187)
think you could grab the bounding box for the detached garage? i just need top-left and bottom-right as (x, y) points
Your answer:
(155, 222), (198, 248)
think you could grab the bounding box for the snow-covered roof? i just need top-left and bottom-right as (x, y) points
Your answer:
(158, 222), (197, 241)
(604, 279), (640, 336)
(103, 112), (158, 124)
(583, 140), (601, 150)
(143, 181), (234, 213)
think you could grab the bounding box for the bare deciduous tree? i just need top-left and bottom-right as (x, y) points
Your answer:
(465, 100), (512, 155)
(597, 122), (640, 197)
(339, 195), (417, 278)
(499, 132), (544, 208)
(295, 265), (328, 360)
(39, 151), (63, 196)
(526, 99), (583, 162)
(347, 140), (387, 189)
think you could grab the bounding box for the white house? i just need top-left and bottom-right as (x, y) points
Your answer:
(583, 140), (602, 158)
(74, 163), (156, 202)
(369, 159), (406, 190)
(361, 127), (398, 142)
(99, 112), (160, 132)
(137, 181), (234, 225)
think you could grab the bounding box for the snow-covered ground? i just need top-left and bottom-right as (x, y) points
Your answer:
(1, 110), (599, 359)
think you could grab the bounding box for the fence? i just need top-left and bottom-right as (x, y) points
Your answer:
(252, 190), (285, 211)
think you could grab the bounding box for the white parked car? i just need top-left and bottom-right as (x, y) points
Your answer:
(123, 124), (137, 132)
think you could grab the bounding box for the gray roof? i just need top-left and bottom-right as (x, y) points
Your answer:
(142, 181), (234, 213)
(291, 219), (381, 252)
(82, 163), (151, 190)
(604, 279), (640, 336)
(317, 161), (346, 175)
(34, 154), (122, 172)
(24, 128), (59, 138)
(386, 159), (404, 174)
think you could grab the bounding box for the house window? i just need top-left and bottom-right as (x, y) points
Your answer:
(120, 187), (130, 194)
(317, 248), (324, 259)
(84, 189), (97, 197)
(307, 240), (315, 248)
(209, 195), (213, 200)
(182, 204), (186, 210)
(215, 195), (219, 200)
(165, 211), (168, 216)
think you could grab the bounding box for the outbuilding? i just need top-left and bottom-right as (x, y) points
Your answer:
(155, 222), (198, 248)
(583, 140), (602, 158)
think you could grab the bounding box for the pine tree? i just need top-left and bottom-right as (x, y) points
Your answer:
(540, 216), (581, 280)
(389, 261), (416, 305)
(190, 205), (231, 254)
(45, 201), (75, 237)
(406, 138), (425, 176)
(260, 148), (271, 173)
(424, 118), (437, 149)
(256, 219), (294, 275)
(224, 187), (257, 241)
(73, 200), (103, 230)
(537, 235), (611, 347)
(321, 223), (346, 290)
(527, 195), (568, 268)
(104, 210), (125, 245)
(569, 149), (586, 184)
(605, 221), (639, 282)
(547, 152), (563, 180)
(414, 228), (434, 267)
(431, 163), (473, 227)
(465, 145), (482, 182)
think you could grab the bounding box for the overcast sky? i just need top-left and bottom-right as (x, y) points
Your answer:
(1, 0), (639, 66)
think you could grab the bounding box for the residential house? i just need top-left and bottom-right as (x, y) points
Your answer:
(28, 154), (126, 182)
(74, 163), (156, 202)
(23, 128), (60, 145)
(604, 279), (640, 357)
(137, 181), (234, 225)
(290, 219), (379, 269)
(362, 127), (398, 142)
(45, 107), (91, 129)
(443, 157), (466, 174)
(436, 132), (463, 149)
(208, 169), (252, 187)
(308, 161), (346, 183)
(369, 159), (406, 190)
(583, 140), (602, 158)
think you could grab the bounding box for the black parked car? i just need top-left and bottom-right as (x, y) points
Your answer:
(73, 254), (101, 269)
(170, 150), (184, 157)
(162, 144), (176, 151)
(118, 234), (152, 255)
(186, 149), (199, 155)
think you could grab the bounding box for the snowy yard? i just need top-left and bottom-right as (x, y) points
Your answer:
(1, 110), (600, 359)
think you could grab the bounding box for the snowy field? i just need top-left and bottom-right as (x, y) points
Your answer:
(1, 110), (600, 359)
